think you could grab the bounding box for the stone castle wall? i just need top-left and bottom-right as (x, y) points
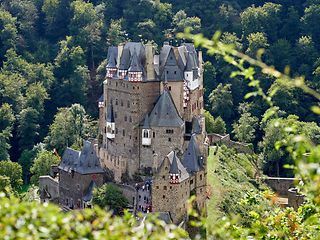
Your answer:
(152, 158), (189, 224)
(59, 171), (104, 209)
(140, 126), (185, 172)
(100, 79), (160, 179)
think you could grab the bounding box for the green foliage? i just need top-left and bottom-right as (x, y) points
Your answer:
(203, 61), (217, 105)
(209, 83), (234, 123)
(232, 105), (258, 143)
(240, 3), (282, 41)
(0, 8), (17, 57)
(261, 115), (320, 177)
(211, 116), (227, 135)
(0, 194), (188, 239)
(182, 28), (320, 239)
(18, 143), (45, 184)
(302, 4), (320, 45)
(207, 146), (264, 224)
(0, 160), (23, 190)
(245, 32), (269, 58)
(93, 184), (129, 214)
(107, 19), (126, 46)
(30, 149), (60, 185)
(17, 107), (40, 151)
(0, 175), (12, 193)
(0, 103), (14, 160)
(45, 104), (97, 153)
(204, 110), (215, 134)
(172, 10), (201, 35)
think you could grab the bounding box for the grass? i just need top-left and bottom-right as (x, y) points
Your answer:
(207, 145), (266, 223)
(18, 184), (31, 194)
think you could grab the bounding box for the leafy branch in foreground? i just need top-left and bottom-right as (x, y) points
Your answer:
(0, 193), (188, 239)
(179, 30), (320, 239)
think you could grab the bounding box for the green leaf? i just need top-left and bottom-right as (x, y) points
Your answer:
(311, 106), (320, 115)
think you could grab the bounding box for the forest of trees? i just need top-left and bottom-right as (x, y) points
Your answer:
(0, 0), (319, 239)
(0, 0), (319, 188)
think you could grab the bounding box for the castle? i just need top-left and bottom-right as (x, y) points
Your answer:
(40, 41), (208, 225)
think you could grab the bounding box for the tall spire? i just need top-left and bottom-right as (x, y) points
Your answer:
(169, 152), (179, 175)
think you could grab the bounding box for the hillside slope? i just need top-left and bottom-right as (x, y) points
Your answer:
(207, 145), (267, 222)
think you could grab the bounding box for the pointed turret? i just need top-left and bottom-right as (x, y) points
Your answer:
(118, 48), (130, 79)
(106, 47), (118, 78)
(169, 152), (180, 184)
(192, 117), (202, 134)
(184, 52), (199, 90)
(128, 50), (143, 82)
(185, 52), (195, 72)
(182, 134), (203, 173)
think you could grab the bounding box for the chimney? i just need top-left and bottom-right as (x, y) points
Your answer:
(117, 43), (124, 69)
(145, 43), (155, 80)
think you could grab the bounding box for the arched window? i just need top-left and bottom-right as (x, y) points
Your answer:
(143, 129), (149, 138)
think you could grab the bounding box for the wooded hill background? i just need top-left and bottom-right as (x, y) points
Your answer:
(0, 0), (319, 185)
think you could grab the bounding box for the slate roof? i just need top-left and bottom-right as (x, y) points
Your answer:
(182, 134), (203, 173)
(106, 46), (118, 68)
(185, 52), (195, 71)
(158, 43), (199, 81)
(167, 151), (189, 181)
(118, 42), (145, 70)
(148, 90), (184, 128)
(119, 47), (131, 70)
(59, 141), (104, 175)
(82, 180), (97, 202)
(98, 94), (104, 103)
(106, 104), (115, 122)
(128, 50), (143, 72)
(192, 117), (202, 134)
(169, 152), (179, 175)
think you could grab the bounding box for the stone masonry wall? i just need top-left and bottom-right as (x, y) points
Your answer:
(101, 79), (160, 180)
(140, 126), (185, 172)
(59, 171), (104, 209)
(152, 157), (189, 224)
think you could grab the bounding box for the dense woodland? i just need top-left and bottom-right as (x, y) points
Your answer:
(0, 0), (320, 187)
(0, 1), (319, 239)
